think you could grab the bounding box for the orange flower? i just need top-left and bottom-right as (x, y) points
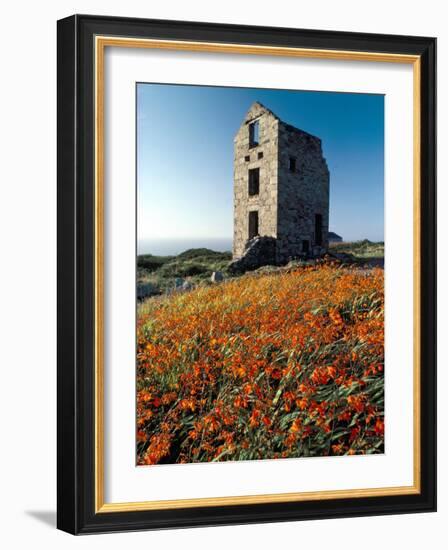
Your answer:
(349, 426), (360, 442)
(203, 414), (220, 432)
(144, 433), (172, 465)
(290, 418), (302, 433)
(262, 415), (272, 427)
(179, 398), (196, 412)
(327, 366), (337, 379)
(347, 394), (365, 413)
(374, 418), (384, 436)
(296, 397), (308, 410)
(249, 409), (261, 428)
(332, 443), (344, 454)
(329, 308), (343, 326)
(152, 397), (161, 408)
(234, 395), (248, 408)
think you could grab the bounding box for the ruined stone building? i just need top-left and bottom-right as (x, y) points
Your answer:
(232, 102), (329, 267)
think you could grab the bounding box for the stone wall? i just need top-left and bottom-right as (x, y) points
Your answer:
(233, 102), (329, 265)
(233, 102), (279, 258)
(276, 121), (329, 262)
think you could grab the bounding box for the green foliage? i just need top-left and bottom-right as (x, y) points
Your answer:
(158, 262), (209, 278)
(177, 248), (232, 261)
(137, 248), (233, 295)
(330, 240), (384, 259)
(137, 253), (174, 271)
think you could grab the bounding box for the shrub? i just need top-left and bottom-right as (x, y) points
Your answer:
(177, 248), (231, 261)
(137, 254), (173, 272)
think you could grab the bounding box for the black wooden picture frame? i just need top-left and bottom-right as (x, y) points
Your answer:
(57, 14), (436, 535)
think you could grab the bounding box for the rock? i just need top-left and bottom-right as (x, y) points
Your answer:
(254, 264), (279, 275)
(228, 236), (277, 273)
(174, 277), (185, 288)
(211, 271), (224, 283)
(137, 282), (158, 299)
(283, 259), (306, 271)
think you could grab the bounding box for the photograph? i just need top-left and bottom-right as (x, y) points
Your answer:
(136, 84), (385, 466)
(0, 0), (441, 541)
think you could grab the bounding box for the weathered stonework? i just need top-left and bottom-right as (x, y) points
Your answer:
(229, 236), (277, 273)
(233, 102), (329, 264)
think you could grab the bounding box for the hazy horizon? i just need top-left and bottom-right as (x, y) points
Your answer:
(137, 236), (383, 256)
(138, 237), (233, 256)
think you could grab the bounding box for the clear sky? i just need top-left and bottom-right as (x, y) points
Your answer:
(137, 83), (384, 254)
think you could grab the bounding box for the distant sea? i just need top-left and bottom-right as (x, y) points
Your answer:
(138, 238), (233, 256)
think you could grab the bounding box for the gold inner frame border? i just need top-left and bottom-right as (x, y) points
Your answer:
(94, 36), (421, 513)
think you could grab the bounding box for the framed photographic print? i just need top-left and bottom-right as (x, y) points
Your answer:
(57, 14), (436, 534)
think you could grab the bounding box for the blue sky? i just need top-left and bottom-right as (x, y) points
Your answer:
(137, 83), (384, 254)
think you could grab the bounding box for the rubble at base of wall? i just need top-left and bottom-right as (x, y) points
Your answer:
(228, 236), (277, 273)
(230, 237), (330, 274)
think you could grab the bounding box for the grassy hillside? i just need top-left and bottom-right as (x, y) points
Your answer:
(137, 264), (384, 465)
(137, 248), (232, 295)
(137, 242), (384, 297)
(330, 239), (384, 260)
